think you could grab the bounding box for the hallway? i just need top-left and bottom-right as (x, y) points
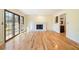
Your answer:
(5, 31), (79, 50)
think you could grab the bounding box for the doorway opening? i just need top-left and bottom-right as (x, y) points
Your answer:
(60, 14), (66, 35)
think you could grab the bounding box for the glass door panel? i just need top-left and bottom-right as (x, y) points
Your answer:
(5, 12), (14, 40)
(14, 15), (20, 35)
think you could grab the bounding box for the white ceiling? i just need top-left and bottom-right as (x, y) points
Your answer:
(19, 9), (63, 16)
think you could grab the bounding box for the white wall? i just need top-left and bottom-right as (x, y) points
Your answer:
(66, 10), (79, 43)
(52, 17), (60, 33)
(26, 15), (53, 32)
(0, 10), (4, 47)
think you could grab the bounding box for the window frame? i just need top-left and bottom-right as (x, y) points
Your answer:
(20, 16), (24, 33)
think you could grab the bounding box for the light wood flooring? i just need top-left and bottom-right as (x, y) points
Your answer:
(5, 31), (79, 50)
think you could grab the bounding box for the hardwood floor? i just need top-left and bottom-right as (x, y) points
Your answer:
(5, 31), (79, 50)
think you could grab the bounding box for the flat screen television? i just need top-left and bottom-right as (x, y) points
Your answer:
(36, 24), (43, 29)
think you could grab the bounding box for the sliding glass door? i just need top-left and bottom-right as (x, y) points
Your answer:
(4, 10), (20, 41)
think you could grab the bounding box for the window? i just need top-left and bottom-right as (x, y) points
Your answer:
(4, 10), (21, 41)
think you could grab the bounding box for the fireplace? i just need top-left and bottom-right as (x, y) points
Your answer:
(36, 24), (43, 30)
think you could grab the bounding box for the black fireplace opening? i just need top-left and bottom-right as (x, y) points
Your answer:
(36, 24), (43, 29)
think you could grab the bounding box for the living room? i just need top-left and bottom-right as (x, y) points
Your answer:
(0, 9), (79, 50)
